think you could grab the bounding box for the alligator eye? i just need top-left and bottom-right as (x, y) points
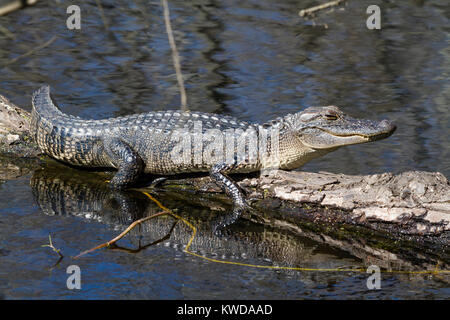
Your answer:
(324, 113), (338, 120)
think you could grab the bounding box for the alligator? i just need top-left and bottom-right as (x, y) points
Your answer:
(31, 85), (396, 228)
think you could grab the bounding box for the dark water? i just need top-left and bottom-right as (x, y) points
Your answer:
(0, 0), (449, 299)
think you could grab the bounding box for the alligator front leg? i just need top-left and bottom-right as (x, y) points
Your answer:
(103, 137), (144, 189)
(210, 163), (248, 233)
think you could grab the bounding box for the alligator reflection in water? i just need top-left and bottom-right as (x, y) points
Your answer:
(30, 167), (448, 274)
(30, 168), (331, 268)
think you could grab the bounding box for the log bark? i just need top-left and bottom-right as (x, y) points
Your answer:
(1, 93), (449, 239)
(242, 170), (450, 235)
(0, 94), (41, 158)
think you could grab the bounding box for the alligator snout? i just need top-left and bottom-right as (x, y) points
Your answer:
(379, 119), (397, 133)
(368, 119), (396, 141)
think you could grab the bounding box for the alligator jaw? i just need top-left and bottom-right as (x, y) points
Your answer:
(299, 119), (397, 150)
(320, 120), (397, 142)
(366, 120), (397, 141)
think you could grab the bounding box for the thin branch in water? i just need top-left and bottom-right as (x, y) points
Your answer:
(0, 25), (15, 39)
(5, 35), (57, 65)
(299, 0), (345, 18)
(161, 0), (188, 111)
(74, 210), (169, 259)
(94, 0), (109, 31)
(108, 220), (179, 254)
(41, 234), (63, 258)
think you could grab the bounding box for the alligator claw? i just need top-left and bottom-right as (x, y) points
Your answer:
(149, 177), (167, 188)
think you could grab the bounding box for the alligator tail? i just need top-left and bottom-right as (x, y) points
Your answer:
(31, 85), (68, 120)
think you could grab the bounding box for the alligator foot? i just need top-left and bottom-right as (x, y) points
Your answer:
(210, 163), (251, 236)
(212, 204), (248, 237)
(141, 176), (167, 188)
(103, 137), (144, 189)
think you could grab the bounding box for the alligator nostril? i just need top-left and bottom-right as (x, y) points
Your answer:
(380, 120), (396, 132)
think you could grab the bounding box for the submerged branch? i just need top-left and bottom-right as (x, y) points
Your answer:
(41, 234), (63, 258)
(5, 35), (56, 66)
(74, 211), (168, 258)
(94, 0), (109, 31)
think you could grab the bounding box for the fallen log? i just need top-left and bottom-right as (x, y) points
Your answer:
(0, 94), (40, 158)
(243, 170), (450, 235)
(1, 92), (449, 240)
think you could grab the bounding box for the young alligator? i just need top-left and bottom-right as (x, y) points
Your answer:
(31, 85), (396, 228)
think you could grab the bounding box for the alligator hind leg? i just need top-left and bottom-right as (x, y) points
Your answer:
(210, 163), (248, 234)
(103, 137), (144, 189)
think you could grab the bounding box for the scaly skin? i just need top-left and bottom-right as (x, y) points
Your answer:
(31, 85), (396, 230)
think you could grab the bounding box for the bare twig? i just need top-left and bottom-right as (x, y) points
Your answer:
(299, 0), (345, 17)
(107, 220), (179, 254)
(42, 234), (63, 258)
(0, 0), (38, 16)
(161, 0), (188, 111)
(94, 0), (109, 31)
(0, 25), (15, 39)
(74, 211), (168, 258)
(5, 35), (56, 65)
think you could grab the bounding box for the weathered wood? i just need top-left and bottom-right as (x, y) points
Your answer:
(241, 170), (450, 235)
(0, 94), (40, 158)
(0, 94), (30, 134)
(0, 93), (449, 238)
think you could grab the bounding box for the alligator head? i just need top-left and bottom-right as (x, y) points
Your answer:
(288, 106), (396, 149)
(273, 106), (396, 170)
